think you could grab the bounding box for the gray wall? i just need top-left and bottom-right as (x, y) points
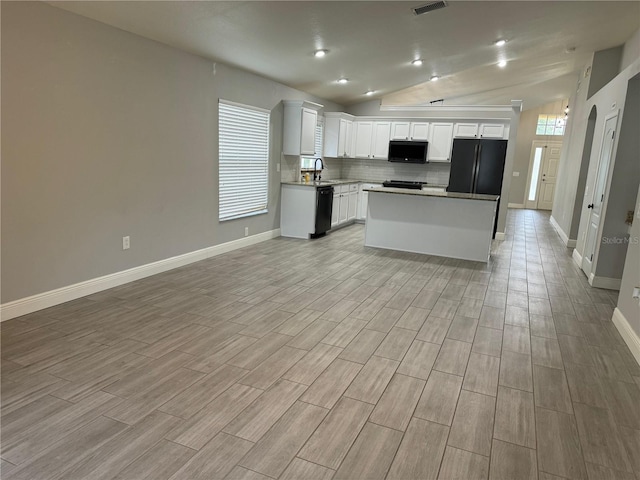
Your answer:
(595, 73), (640, 279)
(617, 186), (640, 337)
(551, 69), (591, 240)
(573, 58), (640, 276)
(343, 100), (521, 235)
(587, 46), (623, 99)
(1, 1), (343, 303)
(508, 99), (568, 205)
(620, 29), (640, 72)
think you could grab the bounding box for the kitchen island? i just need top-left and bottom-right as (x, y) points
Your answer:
(364, 187), (499, 262)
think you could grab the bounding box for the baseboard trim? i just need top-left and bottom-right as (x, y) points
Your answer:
(508, 203), (525, 209)
(549, 215), (577, 248)
(495, 232), (506, 241)
(612, 307), (640, 366)
(572, 248), (583, 267)
(1, 229), (281, 322)
(588, 273), (622, 290)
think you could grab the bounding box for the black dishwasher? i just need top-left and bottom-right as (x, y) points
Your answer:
(312, 186), (334, 238)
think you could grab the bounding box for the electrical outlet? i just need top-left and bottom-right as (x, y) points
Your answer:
(244, 227), (249, 237)
(626, 210), (634, 225)
(512, 171), (520, 177)
(122, 236), (130, 250)
(277, 163), (280, 172)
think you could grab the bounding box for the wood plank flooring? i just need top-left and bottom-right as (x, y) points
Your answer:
(2, 209), (639, 480)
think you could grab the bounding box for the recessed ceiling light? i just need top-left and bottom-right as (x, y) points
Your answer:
(365, 90), (375, 96)
(337, 78), (349, 84)
(497, 60), (508, 68)
(430, 75), (440, 82)
(314, 49), (328, 58)
(411, 59), (424, 66)
(494, 39), (507, 47)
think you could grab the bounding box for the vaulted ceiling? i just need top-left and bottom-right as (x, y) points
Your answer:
(51, 1), (640, 109)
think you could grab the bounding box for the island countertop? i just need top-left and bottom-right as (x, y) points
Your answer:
(364, 186), (499, 202)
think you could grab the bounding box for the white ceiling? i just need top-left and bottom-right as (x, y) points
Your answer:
(50, 1), (640, 110)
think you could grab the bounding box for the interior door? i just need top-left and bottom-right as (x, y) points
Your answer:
(474, 139), (507, 195)
(447, 139), (478, 193)
(582, 113), (618, 276)
(537, 142), (562, 210)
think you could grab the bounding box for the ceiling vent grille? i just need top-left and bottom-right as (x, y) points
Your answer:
(412, 1), (448, 15)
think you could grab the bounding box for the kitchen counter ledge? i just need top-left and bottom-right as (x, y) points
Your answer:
(364, 186), (498, 202)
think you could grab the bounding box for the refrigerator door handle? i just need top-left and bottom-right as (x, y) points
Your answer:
(471, 144), (481, 193)
(470, 144), (479, 192)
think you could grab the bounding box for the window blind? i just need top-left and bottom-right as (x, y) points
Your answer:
(219, 100), (270, 221)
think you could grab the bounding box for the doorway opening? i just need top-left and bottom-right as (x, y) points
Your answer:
(525, 141), (563, 210)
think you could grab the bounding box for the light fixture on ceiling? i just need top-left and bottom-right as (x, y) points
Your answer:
(337, 78), (349, 84)
(314, 49), (328, 58)
(497, 60), (508, 68)
(494, 39), (507, 47)
(365, 90), (375, 96)
(411, 59), (424, 66)
(430, 75), (440, 82)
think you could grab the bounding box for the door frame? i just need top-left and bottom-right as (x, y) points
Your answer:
(581, 110), (618, 277)
(524, 140), (563, 209)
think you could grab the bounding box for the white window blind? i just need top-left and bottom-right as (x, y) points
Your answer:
(219, 100), (270, 221)
(301, 119), (323, 169)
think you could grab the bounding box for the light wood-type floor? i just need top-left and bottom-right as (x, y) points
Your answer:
(2, 210), (639, 480)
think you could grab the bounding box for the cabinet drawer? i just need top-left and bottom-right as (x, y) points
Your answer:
(349, 183), (359, 192)
(338, 184), (350, 194)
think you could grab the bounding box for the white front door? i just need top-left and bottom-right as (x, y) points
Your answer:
(538, 142), (562, 210)
(525, 141), (562, 210)
(582, 113), (618, 277)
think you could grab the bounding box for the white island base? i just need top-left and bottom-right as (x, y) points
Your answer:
(365, 188), (499, 262)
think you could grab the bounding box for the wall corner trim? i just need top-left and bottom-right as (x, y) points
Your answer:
(550, 215), (577, 248)
(588, 273), (622, 290)
(0, 229), (282, 322)
(612, 307), (640, 366)
(494, 232), (506, 241)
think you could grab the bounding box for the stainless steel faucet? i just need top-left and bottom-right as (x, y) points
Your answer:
(313, 158), (324, 182)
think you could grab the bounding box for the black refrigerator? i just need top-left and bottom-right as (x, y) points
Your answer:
(447, 138), (507, 237)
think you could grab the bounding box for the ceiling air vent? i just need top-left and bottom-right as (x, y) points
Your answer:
(412, 1), (448, 15)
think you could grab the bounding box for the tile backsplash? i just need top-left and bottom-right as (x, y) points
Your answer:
(341, 158), (451, 185)
(281, 156), (450, 185)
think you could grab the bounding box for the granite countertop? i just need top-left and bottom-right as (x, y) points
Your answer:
(281, 179), (449, 188)
(364, 186), (499, 202)
(281, 179), (362, 187)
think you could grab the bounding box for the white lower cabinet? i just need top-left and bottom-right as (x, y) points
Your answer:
(357, 183), (382, 220)
(331, 192), (340, 227)
(331, 183), (359, 229)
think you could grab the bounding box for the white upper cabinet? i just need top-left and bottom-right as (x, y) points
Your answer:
(300, 108), (318, 155)
(428, 122), (454, 162)
(324, 112), (355, 158)
(479, 123), (505, 138)
(391, 121), (429, 141)
(390, 122), (410, 140)
(453, 122), (479, 138)
(355, 121), (391, 159)
(453, 122), (507, 139)
(283, 100), (323, 156)
(410, 122), (430, 141)
(354, 121), (374, 158)
(371, 122), (391, 159)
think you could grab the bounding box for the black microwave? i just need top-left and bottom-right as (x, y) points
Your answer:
(388, 140), (429, 164)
